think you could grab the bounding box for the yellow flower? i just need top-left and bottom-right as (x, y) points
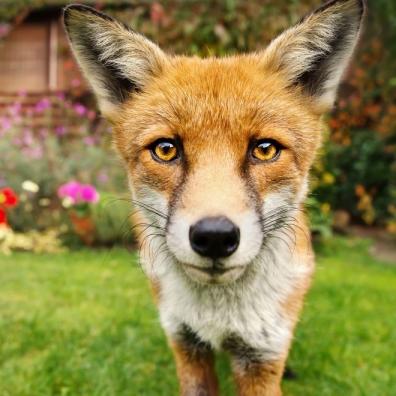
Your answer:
(321, 203), (331, 214)
(322, 172), (335, 185)
(0, 193), (5, 205)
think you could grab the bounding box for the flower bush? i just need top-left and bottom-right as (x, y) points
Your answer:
(0, 187), (19, 226)
(58, 181), (99, 213)
(0, 92), (126, 233)
(0, 0), (395, 246)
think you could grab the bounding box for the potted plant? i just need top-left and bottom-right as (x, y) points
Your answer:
(57, 181), (99, 245)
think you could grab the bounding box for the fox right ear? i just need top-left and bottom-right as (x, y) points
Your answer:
(63, 5), (167, 119)
(262, 0), (365, 111)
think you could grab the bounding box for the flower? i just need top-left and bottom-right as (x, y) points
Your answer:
(0, 208), (7, 225)
(73, 103), (87, 116)
(57, 181), (81, 204)
(55, 125), (67, 136)
(22, 180), (39, 193)
(57, 181), (99, 205)
(80, 184), (99, 203)
(0, 188), (19, 207)
(35, 98), (51, 113)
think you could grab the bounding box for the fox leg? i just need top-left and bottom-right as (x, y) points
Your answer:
(223, 335), (286, 396)
(169, 325), (219, 396)
(232, 359), (285, 396)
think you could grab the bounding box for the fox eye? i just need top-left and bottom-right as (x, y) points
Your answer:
(252, 140), (281, 162)
(151, 139), (179, 162)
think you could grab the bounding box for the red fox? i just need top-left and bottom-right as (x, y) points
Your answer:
(64, 1), (365, 394)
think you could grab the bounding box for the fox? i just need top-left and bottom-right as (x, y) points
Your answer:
(63, 1), (365, 394)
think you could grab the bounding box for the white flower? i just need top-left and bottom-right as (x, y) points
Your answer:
(62, 197), (74, 208)
(22, 180), (39, 193)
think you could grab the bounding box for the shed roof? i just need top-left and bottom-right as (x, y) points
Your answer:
(0, 0), (140, 23)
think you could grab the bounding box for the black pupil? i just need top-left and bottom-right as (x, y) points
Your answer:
(159, 142), (173, 154)
(259, 142), (272, 152)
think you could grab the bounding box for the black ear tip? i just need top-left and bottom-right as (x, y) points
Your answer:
(63, 4), (114, 25)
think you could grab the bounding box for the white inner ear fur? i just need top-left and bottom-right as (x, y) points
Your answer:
(64, 7), (167, 118)
(261, 0), (363, 110)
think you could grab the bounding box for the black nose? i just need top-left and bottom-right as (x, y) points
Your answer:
(189, 216), (240, 259)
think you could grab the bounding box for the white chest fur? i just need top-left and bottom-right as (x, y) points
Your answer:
(143, 237), (313, 360)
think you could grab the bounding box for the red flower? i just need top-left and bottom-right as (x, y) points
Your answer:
(0, 208), (7, 225)
(0, 188), (18, 207)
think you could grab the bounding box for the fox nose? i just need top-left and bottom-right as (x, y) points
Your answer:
(189, 216), (240, 259)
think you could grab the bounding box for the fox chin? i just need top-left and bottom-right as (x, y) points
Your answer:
(64, 1), (365, 394)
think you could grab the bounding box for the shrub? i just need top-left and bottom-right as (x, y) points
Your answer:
(0, 94), (126, 232)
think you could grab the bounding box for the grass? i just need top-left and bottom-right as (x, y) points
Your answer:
(0, 237), (395, 395)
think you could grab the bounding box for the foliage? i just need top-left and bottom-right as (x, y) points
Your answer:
(91, 192), (133, 246)
(0, 93), (126, 233)
(1, 0), (395, 235)
(314, 131), (396, 227)
(0, 225), (65, 254)
(306, 197), (333, 239)
(0, 239), (395, 394)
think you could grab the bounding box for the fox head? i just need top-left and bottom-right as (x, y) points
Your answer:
(64, 0), (365, 284)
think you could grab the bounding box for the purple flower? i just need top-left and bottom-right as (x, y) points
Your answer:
(35, 98), (51, 113)
(73, 103), (87, 116)
(0, 117), (12, 133)
(55, 125), (67, 136)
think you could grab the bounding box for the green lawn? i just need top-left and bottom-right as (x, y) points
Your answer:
(0, 238), (395, 395)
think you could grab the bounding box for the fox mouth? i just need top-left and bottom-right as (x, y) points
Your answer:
(184, 263), (238, 276)
(181, 262), (246, 284)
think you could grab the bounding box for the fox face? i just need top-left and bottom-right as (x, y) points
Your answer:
(116, 58), (323, 284)
(64, 1), (364, 285)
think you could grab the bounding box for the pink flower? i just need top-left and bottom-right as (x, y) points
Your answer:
(73, 103), (87, 116)
(0, 117), (12, 133)
(83, 136), (96, 146)
(80, 185), (99, 203)
(71, 78), (81, 87)
(56, 91), (66, 101)
(35, 98), (51, 113)
(58, 181), (99, 205)
(9, 102), (22, 117)
(58, 181), (81, 204)
(55, 125), (67, 136)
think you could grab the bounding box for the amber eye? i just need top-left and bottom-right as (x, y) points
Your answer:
(151, 140), (178, 162)
(252, 140), (281, 162)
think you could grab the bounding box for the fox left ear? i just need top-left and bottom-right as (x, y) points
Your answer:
(262, 0), (366, 111)
(63, 4), (167, 119)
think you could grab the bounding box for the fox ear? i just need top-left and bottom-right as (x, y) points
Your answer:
(63, 5), (167, 118)
(262, 0), (365, 110)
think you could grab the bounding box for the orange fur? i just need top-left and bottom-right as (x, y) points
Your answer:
(63, 1), (365, 394)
